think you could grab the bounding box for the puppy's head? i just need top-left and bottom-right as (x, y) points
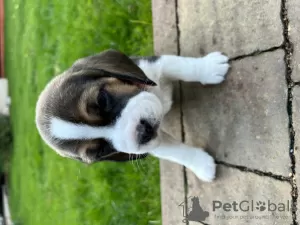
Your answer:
(35, 50), (163, 164)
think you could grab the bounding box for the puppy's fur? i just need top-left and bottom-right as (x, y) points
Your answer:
(35, 49), (229, 182)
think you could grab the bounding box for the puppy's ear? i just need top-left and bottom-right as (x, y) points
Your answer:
(70, 49), (156, 86)
(100, 152), (148, 162)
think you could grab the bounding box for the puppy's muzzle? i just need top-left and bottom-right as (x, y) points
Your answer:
(137, 119), (159, 145)
(112, 91), (163, 153)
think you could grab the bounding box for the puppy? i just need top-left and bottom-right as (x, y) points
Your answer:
(35, 49), (229, 182)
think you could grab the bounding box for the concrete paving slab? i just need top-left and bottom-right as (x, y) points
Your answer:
(177, 0), (283, 58)
(182, 50), (291, 175)
(152, 0), (178, 55)
(152, 1), (296, 225)
(152, 1), (185, 224)
(287, 0), (300, 81)
(159, 87), (186, 225)
(159, 159), (185, 225)
(184, 166), (292, 225)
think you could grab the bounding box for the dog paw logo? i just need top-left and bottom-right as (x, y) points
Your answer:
(256, 201), (266, 211)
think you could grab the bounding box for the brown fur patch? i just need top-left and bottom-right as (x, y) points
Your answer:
(105, 77), (140, 95)
(77, 77), (140, 125)
(78, 85), (103, 124)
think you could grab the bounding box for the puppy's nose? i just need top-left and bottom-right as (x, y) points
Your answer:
(137, 119), (158, 145)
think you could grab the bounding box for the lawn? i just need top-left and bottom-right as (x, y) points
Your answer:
(4, 0), (161, 225)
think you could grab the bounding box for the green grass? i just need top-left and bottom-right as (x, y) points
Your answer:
(5, 0), (161, 225)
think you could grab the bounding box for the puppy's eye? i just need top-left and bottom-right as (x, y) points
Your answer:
(97, 88), (112, 111)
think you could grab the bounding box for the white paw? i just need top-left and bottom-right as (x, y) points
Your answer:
(190, 152), (216, 182)
(196, 51), (230, 85)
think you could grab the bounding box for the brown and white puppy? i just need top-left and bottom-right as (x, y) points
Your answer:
(35, 49), (229, 182)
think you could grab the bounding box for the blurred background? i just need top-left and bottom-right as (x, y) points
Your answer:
(0, 0), (161, 224)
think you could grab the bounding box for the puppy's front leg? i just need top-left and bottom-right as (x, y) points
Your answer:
(159, 52), (230, 84)
(150, 131), (216, 182)
(135, 52), (230, 85)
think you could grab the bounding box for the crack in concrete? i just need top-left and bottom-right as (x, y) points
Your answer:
(294, 82), (300, 86)
(280, 0), (298, 224)
(229, 45), (282, 62)
(216, 160), (291, 182)
(174, 0), (181, 56)
(174, 1), (189, 224)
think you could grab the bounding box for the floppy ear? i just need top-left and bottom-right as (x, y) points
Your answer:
(70, 49), (156, 86)
(100, 152), (149, 162)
